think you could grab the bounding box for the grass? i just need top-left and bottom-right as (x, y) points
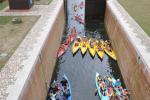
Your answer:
(0, 16), (39, 70)
(118, 0), (150, 36)
(0, 0), (8, 10)
(34, 0), (52, 5)
(0, 16), (12, 25)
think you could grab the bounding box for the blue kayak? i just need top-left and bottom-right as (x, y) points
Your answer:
(95, 72), (109, 100)
(60, 74), (72, 100)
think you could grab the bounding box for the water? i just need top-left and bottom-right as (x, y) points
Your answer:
(49, 20), (125, 100)
(48, 0), (125, 99)
(67, 0), (85, 37)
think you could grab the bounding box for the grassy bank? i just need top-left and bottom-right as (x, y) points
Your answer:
(118, 0), (150, 36)
(0, 16), (39, 70)
(0, 0), (8, 10)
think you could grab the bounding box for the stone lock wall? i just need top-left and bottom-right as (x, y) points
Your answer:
(19, 6), (65, 100)
(105, 0), (150, 100)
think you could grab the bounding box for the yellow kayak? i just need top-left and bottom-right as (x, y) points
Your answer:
(95, 40), (104, 59)
(96, 48), (105, 59)
(104, 48), (117, 61)
(88, 39), (96, 57)
(80, 41), (88, 55)
(72, 41), (80, 54)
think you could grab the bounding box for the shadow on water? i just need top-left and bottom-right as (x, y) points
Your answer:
(48, 20), (125, 100)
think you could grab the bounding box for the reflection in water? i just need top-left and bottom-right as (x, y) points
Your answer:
(49, 21), (125, 100)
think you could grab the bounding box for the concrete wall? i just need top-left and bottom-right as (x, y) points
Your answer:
(18, 5), (65, 100)
(105, 0), (150, 100)
(85, 0), (106, 22)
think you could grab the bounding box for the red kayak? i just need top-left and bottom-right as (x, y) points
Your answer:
(69, 27), (77, 42)
(79, 1), (84, 9)
(57, 38), (70, 58)
(75, 15), (85, 25)
(57, 27), (77, 58)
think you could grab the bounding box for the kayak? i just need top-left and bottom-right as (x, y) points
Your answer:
(79, 1), (84, 9)
(75, 15), (85, 25)
(57, 44), (68, 58)
(69, 27), (77, 42)
(60, 74), (72, 100)
(88, 39), (96, 57)
(95, 72), (110, 100)
(104, 48), (117, 61)
(96, 45), (105, 59)
(80, 41), (88, 55)
(57, 39), (70, 58)
(96, 49), (105, 59)
(72, 40), (80, 54)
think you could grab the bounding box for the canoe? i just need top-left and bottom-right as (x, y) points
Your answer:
(60, 74), (72, 100)
(69, 27), (77, 42)
(104, 48), (117, 61)
(80, 41), (88, 55)
(95, 72), (110, 100)
(72, 40), (80, 54)
(88, 39), (96, 57)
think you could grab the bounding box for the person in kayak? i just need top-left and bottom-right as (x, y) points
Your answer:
(79, 1), (84, 9)
(97, 41), (103, 50)
(107, 86), (113, 97)
(106, 44), (113, 52)
(90, 41), (95, 48)
(95, 77), (102, 96)
(61, 77), (69, 98)
(64, 38), (70, 46)
(115, 79), (122, 87)
(74, 4), (78, 12)
(82, 36), (88, 42)
(77, 36), (81, 42)
(110, 89), (120, 100)
(48, 82), (60, 100)
(64, 88), (71, 98)
(101, 81), (107, 95)
(122, 89), (129, 100)
(61, 77), (68, 87)
(74, 40), (79, 47)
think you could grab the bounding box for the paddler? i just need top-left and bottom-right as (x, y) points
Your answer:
(64, 38), (70, 46)
(89, 40), (95, 48)
(48, 82), (59, 100)
(107, 86), (113, 97)
(115, 79), (122, 87)
(61, 77), (68, 95)
(82, 36), (88, 42)
(106, 44), (112, 52)
(77, 36), (81, 42)
(122, 89), (129, 100)
(74, 40), (79, 47)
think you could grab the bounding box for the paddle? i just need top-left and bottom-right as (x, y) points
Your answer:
(94, 89), (98, 96)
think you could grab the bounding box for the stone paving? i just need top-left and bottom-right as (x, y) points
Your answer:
(0, 0), (62, 99)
